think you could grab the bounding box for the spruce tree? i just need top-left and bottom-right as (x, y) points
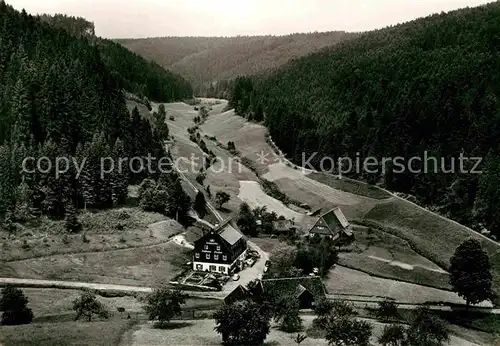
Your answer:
(65, 204), (81, 233)
(111, 138), (128, 206)
(193, 191), (207, 219)
(0, 286), (33, 325)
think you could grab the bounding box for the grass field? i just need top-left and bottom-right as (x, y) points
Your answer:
(2, 241), (191, 287)
(325, 265), (490, 306)
(127, 315), (481, 346)
(0, 208), (170, 262)
(308, 172), (392, 200)
(0, 287), (140, 346)
(128, 318), (328, 346)
(362, 197), (500, 303)
(0, 319), (136, 346)
(338, 225), (450, 290)
(249, 237), (282, 253)
(0, 286), (225, 346)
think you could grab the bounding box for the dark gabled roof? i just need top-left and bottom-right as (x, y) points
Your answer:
(224, 285), (249, 304)
(310, 207), (322, 216)
(309, 207), (353, 236)
(261, 276), (326, 299)
(295, 284), (307, 298)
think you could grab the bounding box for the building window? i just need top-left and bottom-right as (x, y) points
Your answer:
(214, 254), (219, 260)
(209, 265), (216, 272)
(216, 245), (220, 251)
(222, 255), (227, 261)
(204, 245), (208, 250)
(206, 253), (210, 259)
(196, 264), (203, 270)
(195, 253), (200, 259)
(210, 239), (214, 242)
(219, 266), (226, 273)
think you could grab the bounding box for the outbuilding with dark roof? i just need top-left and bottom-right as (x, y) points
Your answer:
(308, 207), (354, 240)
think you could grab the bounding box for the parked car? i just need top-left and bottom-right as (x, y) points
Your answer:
(232, 274), (240, 281)
(245, 258), (256, 267)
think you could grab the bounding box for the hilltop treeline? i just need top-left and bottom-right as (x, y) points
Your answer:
(39, 13), (193, 101)
(38, 13), (95, 38)
(0, 4), (190, 222)
(230, 3), (500, 236)
(119, 32), (357, 94)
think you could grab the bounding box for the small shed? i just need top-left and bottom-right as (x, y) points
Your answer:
(295, 284), (315, 309)
(224, 285), (249, 305)
(272, 220), (296, 234)
(261, 276), (325, 309)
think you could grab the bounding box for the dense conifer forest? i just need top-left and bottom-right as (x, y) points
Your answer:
(39, 13), (193, 102)
(0, 4), (191, 222)
(229, 2), (500, 237)
(119, 32), (357, 94)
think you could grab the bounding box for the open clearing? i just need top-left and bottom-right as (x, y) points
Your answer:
(0, 319), (135, 346)
(338, 225), (451, 290)
(2, 241), (191, 287)
(326, 265), (491, 307)
(0, 208), (171, 263)
(0, 207), (200, 287)
(308, 172), (392, 200)
(238, 180), (304, 221)
(128, 315), (480, 346)
(363, 198), (500, 298)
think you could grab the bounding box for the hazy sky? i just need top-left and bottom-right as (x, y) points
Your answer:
(8, 0), (493, 38)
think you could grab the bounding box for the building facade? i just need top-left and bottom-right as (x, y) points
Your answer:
(193, 221), (247, 274)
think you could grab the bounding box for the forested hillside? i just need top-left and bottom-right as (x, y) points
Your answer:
(229, 2), (500, 237)
(39, 14), (193, 102)
(118, 32), (357, 94)
(0, 4), (190, 223)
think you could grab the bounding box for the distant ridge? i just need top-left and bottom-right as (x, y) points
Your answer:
(118, 32), (358, 91)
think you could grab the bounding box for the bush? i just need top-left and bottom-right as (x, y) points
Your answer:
(195, 172), (206, 185)
(375, 299), (400, 322)
(214, 300), (271, 345)
(73, 290), (109, 322)
(145, 287), (186, 328)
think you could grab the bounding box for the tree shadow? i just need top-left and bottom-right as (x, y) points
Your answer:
(217, 207), (231, 214)
(153, 321), (194, 330)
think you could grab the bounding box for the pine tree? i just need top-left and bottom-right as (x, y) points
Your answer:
(65, 203), (81, 233)
(0, 145), (15, 214)
(193, 191), (207, 219)
(0, 286), (33, 325)
(110, 138), (128, 206)
(10, 77), (31, 144)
